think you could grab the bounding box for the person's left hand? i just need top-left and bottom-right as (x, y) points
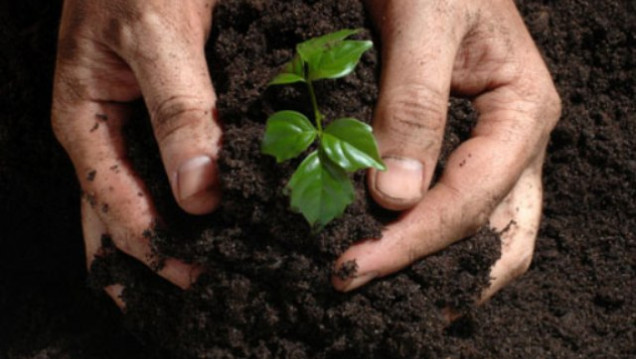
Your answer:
(52, 0), (222, 306)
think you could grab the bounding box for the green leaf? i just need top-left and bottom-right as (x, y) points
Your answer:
(270, 73), (306, 85)
(269, 55), (306, 85)
(297, 29), (361, 65)
(321, 118), (386, 172)
(296, 29), (372, 81)
(309, 40), (373, 80)
(262, 111), (317, 162)
(287, 151), (355, 228)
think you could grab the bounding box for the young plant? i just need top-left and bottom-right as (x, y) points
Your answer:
(262, 29), (386, 229)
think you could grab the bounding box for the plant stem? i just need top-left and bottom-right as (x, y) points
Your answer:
(307, 80), (323, 133)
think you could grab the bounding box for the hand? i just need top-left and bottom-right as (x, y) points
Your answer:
(333, 0), (561, 303)
(52, 0), (220, 304)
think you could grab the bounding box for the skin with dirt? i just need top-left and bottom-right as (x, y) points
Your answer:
(0, 0), (634, 358)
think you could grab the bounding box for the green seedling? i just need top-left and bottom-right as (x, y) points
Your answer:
(262, 29), (386, 229)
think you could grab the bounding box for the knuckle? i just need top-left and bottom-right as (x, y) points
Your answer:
(51, 98), (79, 149)
(134, 11), (169, 38)
(519, 73), (562, 135)
(98, 4), (166, 50)
(50, 110), (67, 145)
(102, 15), (159, 56)
(95, 10), (172, 55)
(120, 9), (206, 54)
(101, 17), (130, 50)
(543, 86), (562, 132)
(378, 84), (447, 146)
(151, 96), (213, 143)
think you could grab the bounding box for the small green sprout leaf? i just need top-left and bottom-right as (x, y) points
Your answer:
(296, 28), (372, 81)
(309, 40), (373, 80)
(321, 118), (386, 172)
(262, 110), (317, 162)
(262, 29), (384, 229)
(297, 29), (360, 65)
(287, 151), (354, 228)
(269, 55), (305, 85)
(270, 73), (306, 85)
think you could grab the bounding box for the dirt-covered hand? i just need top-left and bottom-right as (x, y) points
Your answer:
(333, 0), (561, 303)
(51, 0), (220, 301)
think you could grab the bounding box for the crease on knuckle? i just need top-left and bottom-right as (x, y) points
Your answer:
(51, 84), (84, 148)
(380, 84), (447, 145)
(151, 96), (211, 142)
(524, 88), (562, 146)
(102, 18), (129, 50)
(513, 72), (562, 136)
(543, 86), (562, 132)
(126, 9), (205, 54)
(103, 9), (175, 57)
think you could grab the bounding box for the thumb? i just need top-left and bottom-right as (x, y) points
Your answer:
(124, 12), (221, 215)
(367, 1), (464, 210)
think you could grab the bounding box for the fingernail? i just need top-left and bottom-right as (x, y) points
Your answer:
(176, 156), (215, 202)
(374, 156), (424, 202)
(343, 271), (378, 292)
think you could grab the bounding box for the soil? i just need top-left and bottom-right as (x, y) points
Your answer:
(0, 0), (634, 358)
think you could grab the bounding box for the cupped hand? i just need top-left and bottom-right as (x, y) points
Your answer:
(333, 0), (561, 303)
(52, 0), (221, 304)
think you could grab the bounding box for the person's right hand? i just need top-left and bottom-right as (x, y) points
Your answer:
(333, 0), (561, 307)
(52, 0), (221, 306)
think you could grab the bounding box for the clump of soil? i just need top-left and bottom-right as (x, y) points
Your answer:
(89, 1), (501, 357)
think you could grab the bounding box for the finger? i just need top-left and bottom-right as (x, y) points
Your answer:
(365, 0), (468, 210)
(62, 101), (200, 289)
(81, 195), (109, 270)
(335, 1), (560, 292)
(82, 199), (127, 309)
(105, 284), (127, 310)
(81, 192), (201, 290)
(333, 107), (548, 292)
(118, 10), (222, 215)
(479, 158), (543, 303)
(61, 100), (155, 267)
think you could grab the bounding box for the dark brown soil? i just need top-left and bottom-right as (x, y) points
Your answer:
(1, 0), (634, 358)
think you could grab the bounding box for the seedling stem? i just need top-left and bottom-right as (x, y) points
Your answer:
(261, 29), (385, 229)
